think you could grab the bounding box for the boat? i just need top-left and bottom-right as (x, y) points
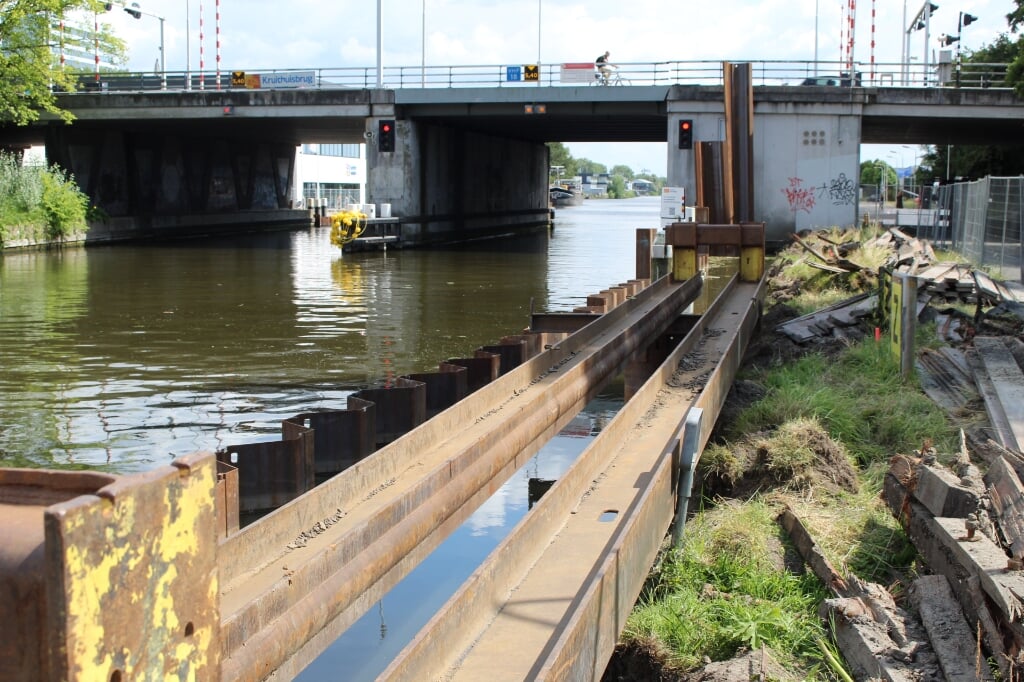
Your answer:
(549, 184), (583, 207)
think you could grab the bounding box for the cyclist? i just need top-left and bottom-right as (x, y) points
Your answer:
(595, 51), (614, 84)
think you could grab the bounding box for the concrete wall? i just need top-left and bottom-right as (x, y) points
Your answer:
(666, 104), (861, 242)
(756, 105), (861, 237)
(367, 119), (550, 247)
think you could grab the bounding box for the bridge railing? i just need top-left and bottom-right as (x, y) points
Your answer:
(63, 59), (1012, 93)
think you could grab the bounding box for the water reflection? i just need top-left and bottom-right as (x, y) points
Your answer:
(0, 198), (657, 473)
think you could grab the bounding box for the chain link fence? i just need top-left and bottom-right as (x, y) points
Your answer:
(861, 177), (1023, 282)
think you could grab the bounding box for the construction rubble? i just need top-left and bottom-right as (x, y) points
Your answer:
(773, 228), (1024, 681)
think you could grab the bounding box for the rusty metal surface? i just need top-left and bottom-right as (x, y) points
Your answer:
(480, 339), (528, 374)
(215, 274), (704, 681)
(405, 363), (469, 419)
(724, 62), (755, 223)
(353, 377), (426, 446)
(288, 401), (377, 477)
(45, 453), (220, 681)
(380, 273), (765, 682)
(447, 353), (501, 392)
(215, 461), (240, 538)
(217, 420), (315, 514)
(529, 313), (599, 334)
(0, 469), (121, 681)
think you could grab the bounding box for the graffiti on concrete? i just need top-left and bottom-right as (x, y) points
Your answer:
(782, 177), (815, 213)
(826, 173), (857, 205)
(782, 172), (857, 213)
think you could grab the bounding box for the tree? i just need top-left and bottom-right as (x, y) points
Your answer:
(546, 142), (578, 180)
(606, 175), (628, 198)
(1001, 0), (1024, 96)
(610, 164), (634, 180)
(1, 1), (126, 126)
(576, 158), (607, 176)
(859, 160), (896, 189)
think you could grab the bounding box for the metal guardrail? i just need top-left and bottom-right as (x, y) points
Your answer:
(63, 59), (1013, 93)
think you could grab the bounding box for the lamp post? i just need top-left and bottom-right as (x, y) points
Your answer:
(185, 0), (191, 90)
(813, 0), (819, 75)
(905, 1), (937, 85)
(376, 0), (383, 88)
(537, 0), (542, 84)
(123, 2), (166, 89)
(421, 0), (425, 86)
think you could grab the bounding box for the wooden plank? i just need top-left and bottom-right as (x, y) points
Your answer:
(984, 456), (1024, 561)
(974, 337), (1024, 451)
(911, 575), (995, 681)
(967, 345), (1019, 451)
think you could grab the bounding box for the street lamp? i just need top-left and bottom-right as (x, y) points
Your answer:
(905, 1), (938, 85)
(123, 2), (166, 89)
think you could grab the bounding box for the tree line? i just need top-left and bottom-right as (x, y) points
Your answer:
(547, 142), (667, 199)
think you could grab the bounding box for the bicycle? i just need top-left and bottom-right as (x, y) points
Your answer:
(592, 68), (630, 86)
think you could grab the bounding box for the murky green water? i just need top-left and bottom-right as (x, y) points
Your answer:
(0, 198), (660, 473)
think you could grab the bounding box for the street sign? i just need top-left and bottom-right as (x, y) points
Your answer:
(524, 64), (539, 81)
(506, 66), (522, 81)
(231, 71), (246, 87)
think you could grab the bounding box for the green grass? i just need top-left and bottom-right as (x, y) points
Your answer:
(731, 339), (958, 467)
(618, 232), (968, 678)
(626, 500), (835, 676)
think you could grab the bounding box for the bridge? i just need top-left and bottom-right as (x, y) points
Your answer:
(2, 59), (1021, 244)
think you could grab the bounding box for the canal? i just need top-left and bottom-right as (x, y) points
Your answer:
(1, 196), (662, 679)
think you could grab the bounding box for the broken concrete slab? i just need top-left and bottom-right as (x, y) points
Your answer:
(913, 462), (983, 518)
(910, 575), (994, 681)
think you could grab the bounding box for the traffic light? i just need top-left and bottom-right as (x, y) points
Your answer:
(378, 120), (395, 153)
(962, 12), (977, 26)
(124, 2), (142, 18)
(678, 119), (693, 150)
(940, 33), (959, 46)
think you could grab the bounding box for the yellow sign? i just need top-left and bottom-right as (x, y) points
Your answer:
(524, 64), (539, 81)
(231, 70), (245, 87)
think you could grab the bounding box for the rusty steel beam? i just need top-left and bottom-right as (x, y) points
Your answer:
(0, 456), (221, 681)
(216, 274), (705, 680)
(380, 272), (766, 682)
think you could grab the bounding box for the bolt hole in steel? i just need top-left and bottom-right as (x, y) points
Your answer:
(184, 621), (195, 637)
(599, 509), (619, 522)
(110, 671), (122, 682)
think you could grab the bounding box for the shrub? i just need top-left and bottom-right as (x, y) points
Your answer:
(40, 168), (89, 240)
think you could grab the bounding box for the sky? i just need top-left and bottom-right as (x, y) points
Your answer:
(102, 0), (1015, 175)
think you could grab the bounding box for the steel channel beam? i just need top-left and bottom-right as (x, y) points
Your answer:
(218, 274), (704, 680)
(380, 273), (766, 682)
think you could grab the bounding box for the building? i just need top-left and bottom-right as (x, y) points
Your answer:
(294, 143), (366, 211)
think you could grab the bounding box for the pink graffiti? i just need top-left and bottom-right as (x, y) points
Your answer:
(782, 176), (815, 213)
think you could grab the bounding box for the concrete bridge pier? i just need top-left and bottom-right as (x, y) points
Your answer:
(665, 87), (864, 238)
(367, 118), (551, 247)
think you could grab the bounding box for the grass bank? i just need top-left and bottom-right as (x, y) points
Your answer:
(609, 226), (964, 681)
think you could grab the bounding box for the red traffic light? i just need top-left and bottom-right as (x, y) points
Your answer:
(378, 119), (396, 152)
(678, 119), (693, 150)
